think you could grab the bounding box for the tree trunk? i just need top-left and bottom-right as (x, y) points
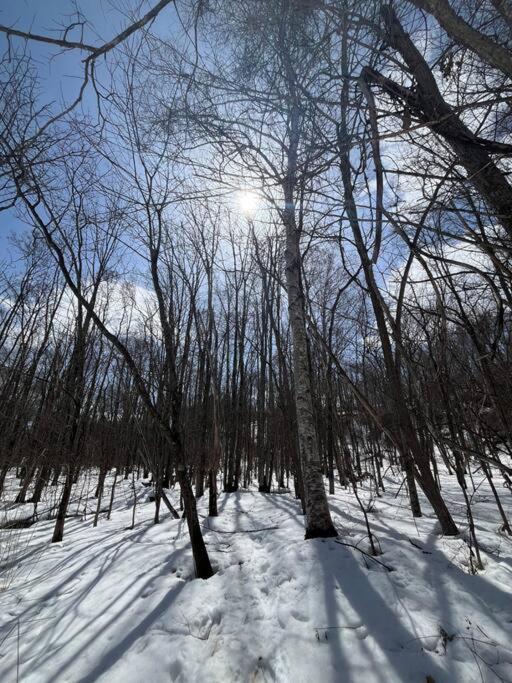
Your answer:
(30, 466), (49, 505)
(208, 469), (218, 517)
(107, 469), (118, 521)
(409, 0), (512, 79)
(374, 6), (512, 238)
(177, 467), (214, 578)
(15, 464), (35, 504)
(282, 105), (337, 539)
(52, 466), (74, 543)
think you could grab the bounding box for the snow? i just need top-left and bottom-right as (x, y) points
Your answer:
(0, 469), (511, 682)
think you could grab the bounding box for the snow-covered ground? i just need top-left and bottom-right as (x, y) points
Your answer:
(0, 468), (511, 682)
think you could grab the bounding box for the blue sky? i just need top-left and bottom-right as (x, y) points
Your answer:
(0, 1), (175, 265)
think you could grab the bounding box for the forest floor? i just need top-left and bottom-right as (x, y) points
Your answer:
(0, 466), (511, 682)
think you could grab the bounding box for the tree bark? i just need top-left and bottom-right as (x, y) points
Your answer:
(366, 6), (512, 238)
(409, 0), (512, 79)
(282, 105), (337, 539)
(52, 466), (74, 543)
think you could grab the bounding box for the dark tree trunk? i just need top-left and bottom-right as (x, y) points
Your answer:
(52, 467), (74, 543)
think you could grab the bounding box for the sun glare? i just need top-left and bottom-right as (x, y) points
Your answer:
(236, 189), (260, 216)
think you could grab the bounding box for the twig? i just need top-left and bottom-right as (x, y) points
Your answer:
(409, 538), (432, 554)
(335, 540), (394, 572)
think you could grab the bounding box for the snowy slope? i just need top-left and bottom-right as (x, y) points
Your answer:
(0, 470), (511, 682)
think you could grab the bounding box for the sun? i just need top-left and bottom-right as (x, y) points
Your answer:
(236, 189), (260, 216)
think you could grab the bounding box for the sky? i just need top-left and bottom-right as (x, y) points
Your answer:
(0, 1), (407, 288)
(0, 0), (177, 265)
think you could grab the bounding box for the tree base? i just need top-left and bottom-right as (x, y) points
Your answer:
(305, 525), (338, 540)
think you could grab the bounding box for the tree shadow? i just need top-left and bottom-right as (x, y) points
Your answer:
(76, 579), (186, 683)
(314, 538), (448, 682)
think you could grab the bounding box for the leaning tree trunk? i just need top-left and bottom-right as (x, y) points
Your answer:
(491, 0), (512, 28)
(177, 464), (213, 578)
(409, 0), (512, 80)
(373, 6), (512, 239)
(337, 50), (459, 532)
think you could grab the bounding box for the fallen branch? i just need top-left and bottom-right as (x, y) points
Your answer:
(161, 490), (180, 519)
(335, 540), (394, 572)
(409, 538), (432, 554)
(202, 522), (279, 534)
